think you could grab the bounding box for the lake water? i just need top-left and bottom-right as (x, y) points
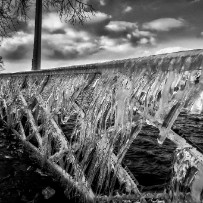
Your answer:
(124, 111), (203, 191)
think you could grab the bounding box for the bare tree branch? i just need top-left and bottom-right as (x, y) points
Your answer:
(0, 0), (94, 39)
(0, 0), (30, 38)
(45, 0), (94, 24)
(0, 0), (15, 37)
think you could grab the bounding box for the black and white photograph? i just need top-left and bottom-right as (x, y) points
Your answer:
(0, 0), (203, 202)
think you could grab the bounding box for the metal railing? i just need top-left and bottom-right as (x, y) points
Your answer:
(0, 49), (203, 202)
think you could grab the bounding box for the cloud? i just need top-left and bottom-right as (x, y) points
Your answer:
(14, 21), (31, 33)
(2, 45), (31, 60)
(104, 21), (156, 46)
(99, 0), (106, 6)
(143, 18), (186, 32)
(155, 47), (191, 55)
(41, 11), (111, 38)
(105, 21), (137, 32)
(42, 17), (156, 60)
(42, 13), (65, 32)
(99, 36), (128, 50)
(41, 27), (100, 60)
(51, 29), (66, 35)
(123, 6), (133, 13)
(126, 30), (156, 45)
(85, 11), (111, 24)
(0, 10), (156, 65)
(40, 12), (101, 60)
(187, 0), (201, 3)
(46, 48), (79, 60)
(43, 40), (100, 60)
(75, 11), (111, 36)
(1, 12), (101, 62)
(1, 31), (33, 60)
(87, 0), (106, 6)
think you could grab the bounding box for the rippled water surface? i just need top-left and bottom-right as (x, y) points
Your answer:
(124, 112), (203, 191)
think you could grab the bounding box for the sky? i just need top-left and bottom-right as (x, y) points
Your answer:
(1, 0), (203, 73)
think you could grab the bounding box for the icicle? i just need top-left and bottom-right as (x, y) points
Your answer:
(115, 77), (132, 130)
(0, 49), (203, 202)
(170, 148), (203, 203)
(190, 91), (203, 114)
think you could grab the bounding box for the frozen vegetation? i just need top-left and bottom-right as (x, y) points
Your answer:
(0, 49), (203, 202)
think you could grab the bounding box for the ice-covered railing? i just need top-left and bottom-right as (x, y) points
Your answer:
(0, 49), (203, 202)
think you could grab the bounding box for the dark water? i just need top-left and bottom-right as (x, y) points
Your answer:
(0, 112), (203, 202)
(124, 112), (203, 191)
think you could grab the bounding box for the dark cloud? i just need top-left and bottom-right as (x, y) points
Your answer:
(143, 18), (186, 32)
(186, 0), (201, 3)
(42, 37), (101, 60)
(87, 0), (134, 15)
(73, 12), (156, 47)
(103, 21), (156, 46)
(5, 20), (33, 37)
(74, 12), (111, 37)
(105, 21), (138, 37)
(50, 48), (79, 60)
(15, 21), (30, 33)
(51, 29), (66, 35)
(86, 0), (203, 34)
(3, 44), (31, 60)
(44, 45), (101, 60)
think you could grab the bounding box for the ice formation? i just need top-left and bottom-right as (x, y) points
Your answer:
(190, 92), (203, 114)
(0, 49), (203, 202)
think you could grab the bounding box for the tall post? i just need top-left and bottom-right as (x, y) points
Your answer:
(32, 0), (42, 70)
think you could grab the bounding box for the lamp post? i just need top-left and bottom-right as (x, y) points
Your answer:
(32, 0), (42, 70)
